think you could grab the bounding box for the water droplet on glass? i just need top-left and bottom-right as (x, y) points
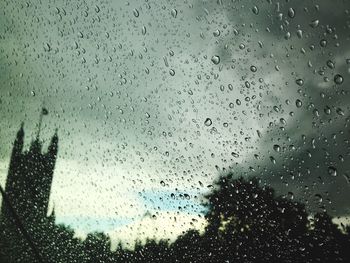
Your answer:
(171, 9), (177, 18)
(252, 6), (259, 15)
(133, 9), (139, 17)
(320, 39), (327, 47)
(314, 194), (323, 203)
(284, 32), (291, 40)
(288, 192), (294, 200)
(334, 74), (344, 85)
(288, 8), (295, 18)
(296, 79), (304, 86)
(296, 99), (302, 108)
(250, 65), (257, 72)
(296, 30), (303, 38)
(324, 106), (331, 115)
(310, 19), (319, 28)
(328, 166), (337, 177)
(270, 156), (276, 164)
(213, 29), (221, 37)
(204, 118), (212, 126)
(273, 144), (281, 152)
(336, 108), (344, 116)
(326, 60), (335, 69)
(231, 152), (239, 158)
(257, 130), (262, 138)
(44, 43), (51, 52)
(211, 55), (220, 65)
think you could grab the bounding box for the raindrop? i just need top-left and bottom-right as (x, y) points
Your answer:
(231, 152), (239, 158)
(211, 55), (220, 65)
(319, 39), (327, 47)
(270, 156), (276, 164)
(334, 74), (344, 85)
(288, 8), (295, 18)
(252, 6), (259, 15)
(171, 9), (177, 18)
(284, 32), (291, 40)
(250, 65), (257, 72)
(204, 118), (212, 126)
(295, 79), (304, 86)
(326, 60), (335, 69)
(133, 8), (139, 17)
(309, 19), (319, 28)
(44, 43), (51, 52)
(295, 99), (302, 108)
(288, 192), (294, 200)
(296, 30), (303, 38)
(314, 194), (323, 203)
(324, 106), (331, 115)
(256, 130), (262, 138)
(213, 29), (221, 37)
(273, 144), (281, 152)
(328, 166), (337, 177)
(336, 108), (344, 116)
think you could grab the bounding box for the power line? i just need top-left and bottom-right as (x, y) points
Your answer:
(0, 184), (45, 263)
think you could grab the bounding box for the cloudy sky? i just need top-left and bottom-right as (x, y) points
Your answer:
(0, 0), (350, 247)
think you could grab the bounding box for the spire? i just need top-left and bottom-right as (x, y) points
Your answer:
(47, 129), (58, 158)
(16, 122), (25, 141)
(30, 108), (49, 153)
(36, 107), (49, 141)
(12, 122), (25, 157)
(48, 205), (56, 222)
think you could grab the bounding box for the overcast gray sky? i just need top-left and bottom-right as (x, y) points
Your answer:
(0, 0), (350, 247)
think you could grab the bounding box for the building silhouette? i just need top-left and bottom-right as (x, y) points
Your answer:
(0, 121), (58, 262)
(1, 123), (58, 221)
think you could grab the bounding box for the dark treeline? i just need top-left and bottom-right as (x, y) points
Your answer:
(1, 173), (350, 263)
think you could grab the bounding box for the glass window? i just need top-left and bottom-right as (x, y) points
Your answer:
(0, 0), (349, 262)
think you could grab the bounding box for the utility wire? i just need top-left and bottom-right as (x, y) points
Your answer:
(0, 185), (45, 263)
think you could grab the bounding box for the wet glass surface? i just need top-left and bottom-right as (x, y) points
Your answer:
(0, 0), (350, 262)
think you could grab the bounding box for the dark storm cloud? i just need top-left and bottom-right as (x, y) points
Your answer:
(192, 0), (350, 216)
(1, 0), (350, 239)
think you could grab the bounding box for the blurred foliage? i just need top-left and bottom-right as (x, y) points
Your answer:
(1, 174), (350, 262)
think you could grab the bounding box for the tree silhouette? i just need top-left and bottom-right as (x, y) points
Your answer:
(82, 232), (113, 263)
(1, 172), (350, 262)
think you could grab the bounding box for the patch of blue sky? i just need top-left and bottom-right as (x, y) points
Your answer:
(138, 190), (208, 215)
(56, 216), (133, 233)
